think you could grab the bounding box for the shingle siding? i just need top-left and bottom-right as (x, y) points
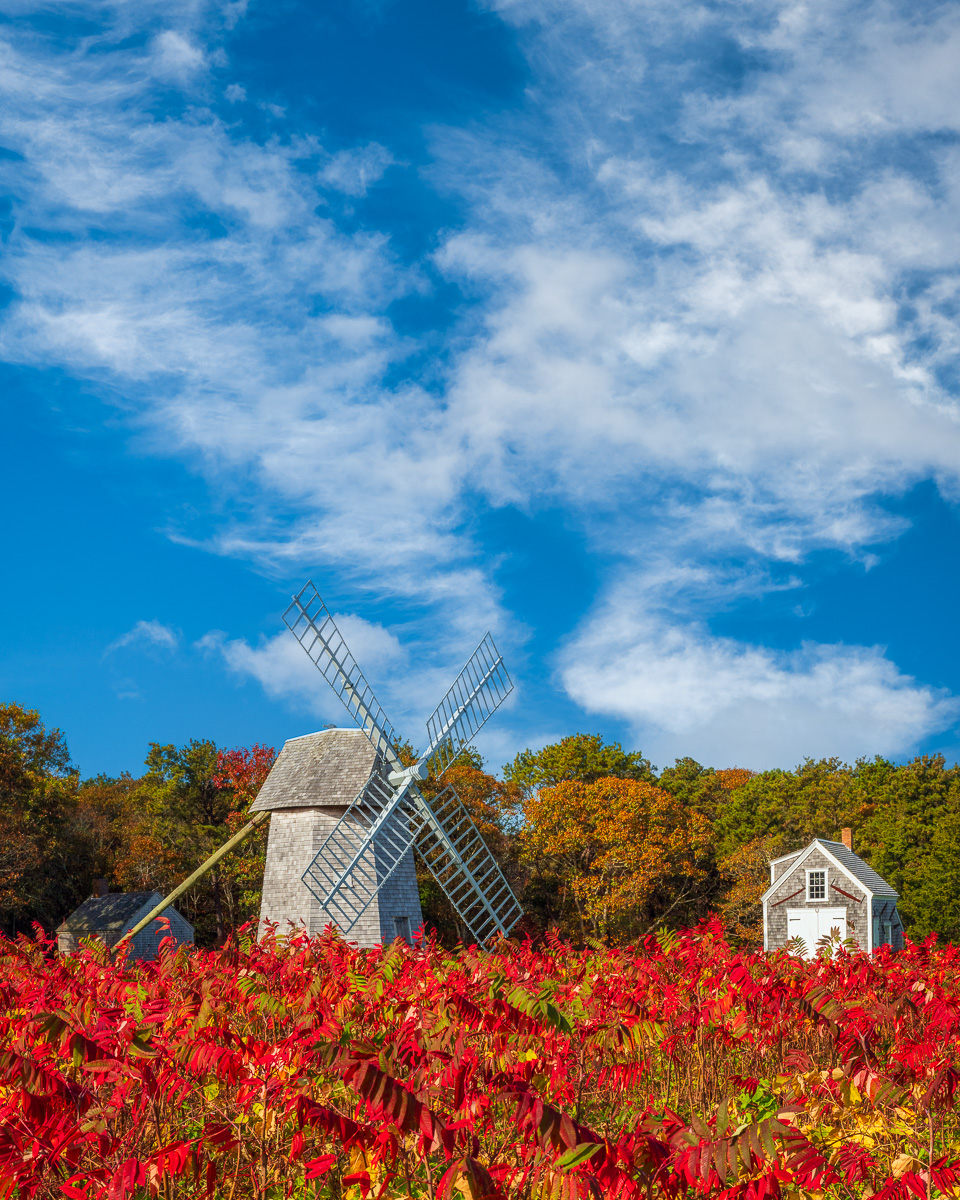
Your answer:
(763, 839), (902, 955)
(256, 729), (424, 948)
(871, 896), (905, 953)
(771, 854), (800, 883)
(251, 729), (381, 812)
(126, 904), (194, 961)
(765, 846), (869, 951)
(819, 841), (899, 898)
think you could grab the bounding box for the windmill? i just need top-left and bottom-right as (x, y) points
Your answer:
(120, 582), (522, 950)
(260, 582), (522, 945)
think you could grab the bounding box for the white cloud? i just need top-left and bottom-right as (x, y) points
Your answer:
(151, 31), (206, 82)
(319, 143), (395, 197)
(197, 614), (407, 720)
(106, 619), (180, 655)
(224, 83), (246, 103)
(195, 614), (523, 758)
(560, 591), (959, 769)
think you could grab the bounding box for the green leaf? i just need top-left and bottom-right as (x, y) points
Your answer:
(759, 1119), (778, 1162)
(557, 1142), (603, 1171)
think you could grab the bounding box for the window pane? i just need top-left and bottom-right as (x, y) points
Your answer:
(808, 871), (826, 900)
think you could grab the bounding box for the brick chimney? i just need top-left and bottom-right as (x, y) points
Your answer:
(92, 879), (109, 898)
(841, 828), (853, 852)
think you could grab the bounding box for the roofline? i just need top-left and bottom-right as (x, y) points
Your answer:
(761, 838), (895, 903)
(769, 851), (802, 865)
(284, 727), (358, 743)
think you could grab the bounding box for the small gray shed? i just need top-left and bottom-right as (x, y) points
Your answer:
(761, 832), (903, 958)
(57, 891), (194, 961)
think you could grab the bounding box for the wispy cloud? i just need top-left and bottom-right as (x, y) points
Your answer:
(198, 613), (416, 724)
(105, 620), (180, 655)
(319, 143), (395, 197)
(5, 0), (960, 761)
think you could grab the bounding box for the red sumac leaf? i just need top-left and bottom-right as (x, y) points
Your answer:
(304, 1154), (337, 1180)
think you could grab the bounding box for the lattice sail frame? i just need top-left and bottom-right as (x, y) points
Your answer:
(422, 633), (513, 778)
(283, 582), (397, 758)
(301, 774), (522, 945)
(286, 581), (521, 944)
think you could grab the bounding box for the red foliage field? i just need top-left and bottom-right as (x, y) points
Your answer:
(2, 920), (960, 1199)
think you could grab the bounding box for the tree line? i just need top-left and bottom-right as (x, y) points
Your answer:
(3, 700), (959, 947)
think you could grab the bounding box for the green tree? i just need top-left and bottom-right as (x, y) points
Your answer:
(0, 703), (83, 933)
(907, 797), (960, 941)
(117, 740), (237, 945)
(657, 759), (755, 821)
(713, 758), (863, 858)
(504, 733), (655, 796)
(854, 755), (960, 934)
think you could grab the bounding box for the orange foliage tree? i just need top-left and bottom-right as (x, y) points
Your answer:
(521, 776), (713, 943)
(214, 743), (276, 927)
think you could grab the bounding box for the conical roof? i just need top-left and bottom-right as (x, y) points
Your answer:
(250, 728), (380, 812)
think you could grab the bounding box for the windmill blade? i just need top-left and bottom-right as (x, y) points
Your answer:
(301, 773), (427, 935)
(413, 786), (523, 945)
(302, 774), (522, 944)
(421, 633), (513, 778)
(284, 581), (398, 759)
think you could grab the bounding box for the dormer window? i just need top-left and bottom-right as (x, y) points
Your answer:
(806, 869), (827, 901)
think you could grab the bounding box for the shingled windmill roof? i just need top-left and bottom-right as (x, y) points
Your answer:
(250, 728), (380, 812)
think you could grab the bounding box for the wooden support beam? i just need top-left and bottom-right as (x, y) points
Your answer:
(115, 810), (272, 949)
(771, 886), (805, 907)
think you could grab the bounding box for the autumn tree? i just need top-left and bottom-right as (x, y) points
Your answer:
(113, 740), (240, 945)
(71, 773), (142, 884)
(521, 776), (713, 943)
(214, 743), (276, 928)
(0, 703), (82, 933)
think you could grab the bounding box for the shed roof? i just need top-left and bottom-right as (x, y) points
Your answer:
(761, 838), (898, 902)
(250, 728), (380, 812)
(818, 839), (899, 898)
(58, 892), (162, 934)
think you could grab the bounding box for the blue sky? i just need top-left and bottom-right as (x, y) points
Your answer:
(4, 0), (960, 778)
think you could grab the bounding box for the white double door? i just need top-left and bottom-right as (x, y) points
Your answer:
(786, 908), (847, 958)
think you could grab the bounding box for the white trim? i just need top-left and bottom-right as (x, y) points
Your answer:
(770, 851), (801, 885)
(805, 867), (828, 902)
(760, 840), (874, 903)
(867, 894), (873, 954)
(762, 898), (768, 951)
